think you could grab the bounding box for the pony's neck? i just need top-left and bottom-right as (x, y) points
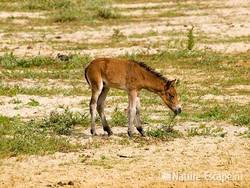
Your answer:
(142, 69), (165, 93)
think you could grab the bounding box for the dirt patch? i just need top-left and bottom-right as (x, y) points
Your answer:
(120, 7), (176, 16)
(0, 95), (88, 118)
(0, 11), (46, 19)
(0, 45), (159, 57)
(200, 94), (250, 104)
(113, 2), (176, 9)
(0, 133), (249, 187)
(226, 85), (250, 91)
(199, 42), (250, 53)
(2, 79), (83, 90)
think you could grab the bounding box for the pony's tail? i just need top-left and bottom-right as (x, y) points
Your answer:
(84, 66), (90, 86)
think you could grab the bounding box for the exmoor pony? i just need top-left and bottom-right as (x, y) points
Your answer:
(85, 58), (181, 137)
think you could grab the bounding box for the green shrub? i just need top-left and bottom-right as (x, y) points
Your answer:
(187, 26), (195, 50)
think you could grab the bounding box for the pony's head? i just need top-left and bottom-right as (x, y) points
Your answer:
(160, 79), (182, 115)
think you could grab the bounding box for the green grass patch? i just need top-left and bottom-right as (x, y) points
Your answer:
(0, 53), (91, 69)
(86, 157), (113, 169)
(230, 106), (250, 126)
(146, 124), (183, 140)
(197, 105), (226, 121)
(22, 0), (72, 10)
(35, 108), (89, 135)
(27, 98), (40, 107)
(0, 109), (88, 158)
(0, 84), (61, 96)
(158, 10), (186, 18)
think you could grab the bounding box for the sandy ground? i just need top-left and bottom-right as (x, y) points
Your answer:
(1, 128), (250, 188)
(0, 0), (250, 57)
(0, 0), (250, 187)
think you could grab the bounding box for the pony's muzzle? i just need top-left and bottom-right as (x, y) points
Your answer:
(174, 106), (182, 115)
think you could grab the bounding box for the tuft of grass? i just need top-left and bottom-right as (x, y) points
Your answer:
(97, 6), (120, 19)
(87, 158), (113, 169)
(111, 107), (127, 127)
(0, 115), (16, 136)
(231, 107), (250, 126)
(197, 105), (225, 121)
(27, 98), (40, 107)
(111, 28), (126, 41)
(9, 98), (22, 104)
(86, 0), (120, 19)
(231, 114), (250, 126)
(146, 126), (183, 139)
(187, 26), (195, 50)
(52, 7), (81, 22)
(36, 108), (89, 135)
(239, 127), (250, 138)
(187, 124), (226, 137)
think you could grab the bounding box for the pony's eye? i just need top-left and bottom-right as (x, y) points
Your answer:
(169, 95), (174, 100)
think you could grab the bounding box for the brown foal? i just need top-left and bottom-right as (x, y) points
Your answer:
(85, 58), (181, 137)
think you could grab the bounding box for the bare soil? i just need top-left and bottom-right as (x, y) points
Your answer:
(0, 0), (250, 187)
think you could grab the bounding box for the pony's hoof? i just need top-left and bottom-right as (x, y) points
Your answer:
(103, 126), (113, 136)
(137, 127), (146, 137)
(127, 130), (134, 138)
(90, 129), (97, 136)
(108, 131), (113, 136)
(141, 132), (146, 137)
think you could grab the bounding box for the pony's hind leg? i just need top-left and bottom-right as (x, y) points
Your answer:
(134, 97), (145, 136)
(90, 84), (103, 136)
(97, 87), (113, 136)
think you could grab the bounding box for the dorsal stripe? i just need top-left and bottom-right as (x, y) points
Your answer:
(132, 60), (169, 82)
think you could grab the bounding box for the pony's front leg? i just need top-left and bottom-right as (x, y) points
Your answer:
(128, 90), (137, 137)
(134, 97), (145, 137)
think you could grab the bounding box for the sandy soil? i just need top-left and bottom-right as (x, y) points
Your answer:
(0, 1), (250, 187)
(0, 11), (46, 19)
(1, 130), (249, 188)
(0, 0), (250, 56)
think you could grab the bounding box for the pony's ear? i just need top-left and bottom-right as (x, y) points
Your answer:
(165, 79), (176, 90)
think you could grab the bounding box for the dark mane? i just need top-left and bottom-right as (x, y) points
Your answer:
(132, 60), (168, 82)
